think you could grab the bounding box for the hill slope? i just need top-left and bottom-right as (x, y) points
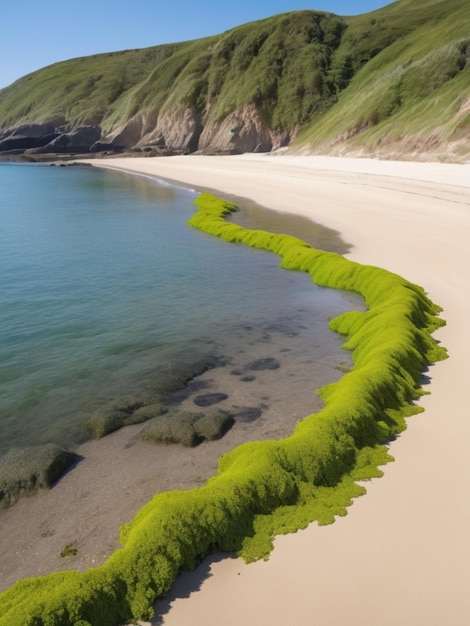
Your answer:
(296, 0), (470, 160)
(0, 0), (468, 160)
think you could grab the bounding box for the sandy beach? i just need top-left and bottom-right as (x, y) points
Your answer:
(83, 154), (470, 626)
(2, 153), (469, 625)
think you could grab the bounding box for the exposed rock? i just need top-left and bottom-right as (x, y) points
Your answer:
(29, 125), (102, 154)
(193, 410), (235, 441)
(140, 411), (201, 447)
(198, 104), (293, 154)
(82, 395), (167, 439)
(142, 358), (219, 398)
(96, 105), (290, 155)
(82, 408), (129, 439)
(135, 108), (202, 153)
(104, 110), (159, 150)
(0, 106), (292, 156)
(0, 123), (60, 152)
(153, 108), (202, 153)
(0, 444), (79, 508)
(102, 107), (202, 154)
(9, 123), (58, 138)
(139, 409), (234, 447)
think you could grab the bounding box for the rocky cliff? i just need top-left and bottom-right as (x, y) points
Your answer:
(0, 105), (294, 157)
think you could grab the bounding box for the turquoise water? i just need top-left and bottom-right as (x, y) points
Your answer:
(0, 163), (358, 455)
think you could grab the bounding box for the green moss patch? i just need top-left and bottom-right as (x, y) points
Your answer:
(0, 193), (446, 625)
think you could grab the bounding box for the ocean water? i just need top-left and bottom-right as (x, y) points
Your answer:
(0, 162), (360, 455)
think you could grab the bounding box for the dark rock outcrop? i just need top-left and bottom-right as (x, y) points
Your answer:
(0, 123), (60, 152)
(28, 125), (102, 154)
(0, 444), (79, 508)
(0, 123), (103, 155)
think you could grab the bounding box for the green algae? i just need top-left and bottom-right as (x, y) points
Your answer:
(0, 193), (447, 626)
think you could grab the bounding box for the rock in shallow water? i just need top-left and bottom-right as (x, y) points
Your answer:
(82, 397), (168, 439)
(193, 392), (229, 407)
(247, 357), (280, 371)
(0, 444), (79, 508)
(139, 409), (234, 447)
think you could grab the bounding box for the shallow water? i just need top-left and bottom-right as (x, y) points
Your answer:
(0, 163), (362, 455)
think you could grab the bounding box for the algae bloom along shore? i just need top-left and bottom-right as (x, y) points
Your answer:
(0, 188), (446, 625)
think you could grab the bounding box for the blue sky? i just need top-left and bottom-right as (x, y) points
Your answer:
(0, 0), (393, 89)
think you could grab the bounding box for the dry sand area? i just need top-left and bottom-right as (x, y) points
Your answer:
(91, 154), (470, 626)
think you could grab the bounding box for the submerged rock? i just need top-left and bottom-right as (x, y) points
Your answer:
(82, 402), (168, 439)
(193, 392), (229, 407)
(82, 394), (168, 439)
(82, 396), (168, 439)
(0, 444), (79, 508)
(82, 358), (220, 439)
(233, 406), (263, 422)
(247, 357), (280, 371)
(143, 358), (219, 398)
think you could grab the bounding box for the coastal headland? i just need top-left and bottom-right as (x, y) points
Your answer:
(1, 154), (469, 625)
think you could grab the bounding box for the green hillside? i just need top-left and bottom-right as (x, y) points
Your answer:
(296, 0), (470, 159)
(0, 10), (346, 131)
(0, 0), (468, 159)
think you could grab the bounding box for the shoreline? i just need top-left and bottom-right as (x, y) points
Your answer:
(82, 155), (470, 625)
(1, 154), (469, 624)
(0, 160), (358, 591)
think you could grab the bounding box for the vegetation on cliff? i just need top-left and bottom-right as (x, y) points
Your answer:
(0, 193), (446, 625)
(0, 0), (468, 157)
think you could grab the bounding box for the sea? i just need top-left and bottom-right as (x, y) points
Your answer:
(0, 162), (361, 456)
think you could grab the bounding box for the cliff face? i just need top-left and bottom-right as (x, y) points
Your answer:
(0, 106), (295, 157)
(105, 104), (293, 155)
(197, 104), (293, 153)
(0, 124), (103, 155)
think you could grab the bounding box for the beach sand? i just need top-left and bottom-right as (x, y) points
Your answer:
(85, 154), (470, 626)
(3, 154), (470, 625)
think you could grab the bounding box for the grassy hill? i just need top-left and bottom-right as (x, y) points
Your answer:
(0, 0), (468, 159)
(296, 0), (470, 160)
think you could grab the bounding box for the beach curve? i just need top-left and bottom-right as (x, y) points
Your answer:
(91, 154), (470, 626)
(1, 154), (469, 625)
